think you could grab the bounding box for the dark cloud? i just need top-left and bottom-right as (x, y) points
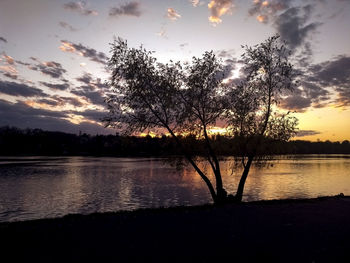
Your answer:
(63, 1), (98, 16)
(0, 80), (46, 97)
(29, 61), (67, 79)
(295, 130), (321, 137)
(40, 81), (70, 91)
(36, 95), (84, 107)
(0, 99), (110, 135)
(247, 2), (322, 65)
(280, 81), (329, 112)
(280, 55), (350, 111)
(215, 49), (238, 79)
(71, 73), (107, 106)
(94, 78), (108, 90)
(61, 96), (84, 107)
(308, 55), (350, 107)
(109, 2), (142, 17)
(0, 37), (7, 43)
(274, 5), (322, 49)
(309, 55), (350, 87)
(76, 72), (108, 90)
(71, 88), (105, 106)
(3, 72), (18, 80)
(71, 109), (108, 121)
(59, 21), (78, 32)
(15, 60), (30, 66)
(36, 98), (62, 107)
(280, 94), (312, 112)
(76, 72), (93, 84)
(60, 40), (108, 65)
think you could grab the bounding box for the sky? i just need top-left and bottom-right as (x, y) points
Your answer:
(0, 0), (350, 141)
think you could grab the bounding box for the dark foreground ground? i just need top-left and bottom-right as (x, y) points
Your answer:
(1, 196), (350, 262)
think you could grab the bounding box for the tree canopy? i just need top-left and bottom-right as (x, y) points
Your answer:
(104, 35), (298, 203)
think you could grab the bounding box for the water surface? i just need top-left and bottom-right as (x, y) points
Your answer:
(0, 155), (349, 222)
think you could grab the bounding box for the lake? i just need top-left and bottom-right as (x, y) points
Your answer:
(0, 155), (349, 222)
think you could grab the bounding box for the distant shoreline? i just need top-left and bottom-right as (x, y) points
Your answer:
(1, 195), (350, 262)
(1, 126), (350, 157)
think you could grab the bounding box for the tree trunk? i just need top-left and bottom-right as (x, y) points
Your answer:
(235, 156), (254, 202)
(214, 170), (227, 204)
(164, 126), (218, 203)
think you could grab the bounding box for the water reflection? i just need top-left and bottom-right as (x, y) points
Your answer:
(0, 155), (349, 222)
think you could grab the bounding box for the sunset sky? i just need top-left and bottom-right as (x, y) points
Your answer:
(0, 0), (349, 141)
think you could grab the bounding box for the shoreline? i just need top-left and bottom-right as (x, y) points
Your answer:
(0, 194), (348, 224)
(1, 195), (350, 262)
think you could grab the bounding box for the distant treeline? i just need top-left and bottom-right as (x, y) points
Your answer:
(0, 126), (349, 156)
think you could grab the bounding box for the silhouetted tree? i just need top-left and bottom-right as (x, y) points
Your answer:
(104, 38), (230, 203)
(104, 36), (298, 203)
(228, 35), (298, 201)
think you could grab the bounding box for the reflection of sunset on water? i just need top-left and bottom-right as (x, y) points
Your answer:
(0, 155), (350, 222)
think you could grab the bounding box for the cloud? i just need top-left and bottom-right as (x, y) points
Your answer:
(0, 65), (18, 78)
(247, 2), (321, 64)
(216, 49), (238, 79)
(71, 88), (105, 106)
(76, 72), (93, 84)
(180, 43), (189, 48)
(279, 80), (330, 112)
(109, 2), (142, 17)
(15, 60), (30, 66)
(59, 21), (78, 32)
(278, 55), (350, 111)
(0, 37), (7, 43)
(75, 72), (108, 90)
(274, 5), (322, 49)
(40, 81), (70, 91)
(63, 1), (98, 16)
(167, 8), (181, 21)
(295, 130), (321, 137)
(248, 0), (291, 24)
(0, 80), (46, 97)
(0, 54), (32, 81)
(190, 0), (200, 7)
(36, 95), (84, 107)
(60, 40), (108, 65)
(280, 94), (312, 112)
(308, 55), (350, 107)
(31, 61), (67, 79)
(309, 55), (350, 87)
(0, 99), (111, 135)
(156, 28), (168, 39)
(71, 72), (108, 107)
(71, 109), (108, 122)
(2, 72), (18, 80)
(2, 53), (14, 65)
(208, 0), (234, 25)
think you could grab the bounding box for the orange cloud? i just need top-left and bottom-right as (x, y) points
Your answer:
(256, 14), (267, 23)
(59, 41), (76, 53)
(0, 65), (17, 75)
(262, 1), (269, 7)
(2, 53), (14, 65)
(249, 0), (289, 24)
(167, 8), (181, 21)
(208, 0), (234, 25)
